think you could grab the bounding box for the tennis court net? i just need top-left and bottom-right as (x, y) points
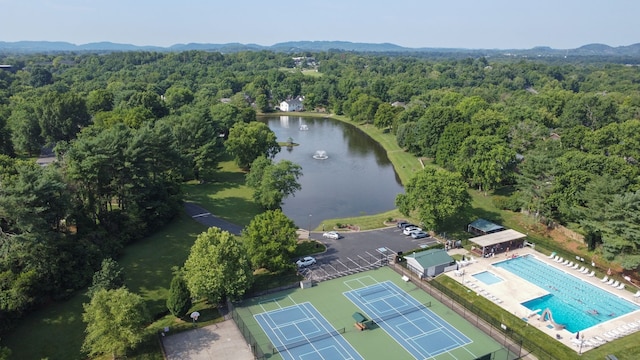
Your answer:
(358, 285), (391, 298)
(273, 327), (345, 354)
(373, 302), (431, 323)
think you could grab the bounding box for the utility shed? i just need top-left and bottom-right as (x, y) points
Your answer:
(405, 249), (456, 278)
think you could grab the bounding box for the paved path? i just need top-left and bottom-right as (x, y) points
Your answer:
(162, 320), (253, 360)
(183, 202), (244, 235)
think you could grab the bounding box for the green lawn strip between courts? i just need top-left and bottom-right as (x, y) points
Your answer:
(234, 267), (503, 360)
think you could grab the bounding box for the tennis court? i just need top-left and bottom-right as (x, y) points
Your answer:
(234, 267), (507, 360)
(345, 280), (472, 359)
(254, 302), (363, 360)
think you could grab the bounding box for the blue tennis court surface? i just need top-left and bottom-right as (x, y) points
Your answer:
(254, 302), (363, 360)
(345, 281), (471, 359)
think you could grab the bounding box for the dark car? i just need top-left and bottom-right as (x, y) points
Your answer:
(398, 222), (415, 230)
(396, 221), (410, 229)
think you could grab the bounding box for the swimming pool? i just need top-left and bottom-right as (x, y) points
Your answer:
(494, 255), (639, 332)
(472, 271), (503, 285)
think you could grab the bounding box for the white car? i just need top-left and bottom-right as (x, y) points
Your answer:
(323, 231), (341, 239)
(403, 226), (422, 235)
(296, 256), (317, 267)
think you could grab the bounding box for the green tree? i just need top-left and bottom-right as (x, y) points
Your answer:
(86, 258), (125, 298)
(183, 227), (253, 303)
(225, 121), (280, 169)
(166, 274), (192, 318)
(86, 89), (114, 114)
(164, 86), (194, 110)
(29, 67), (53, 87)
(246, 156), (303, 210)
(36, 91), (91, 143)
(373, 102), (397, 129)
(242, 210), (297, 271)
(82, 288), (149, 359)
(395, 168), (470, 230)
(454, 135), (516, 193)
(8, 105), (42, 156)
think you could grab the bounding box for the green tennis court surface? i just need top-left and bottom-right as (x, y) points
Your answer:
(234, 267), (511, 359)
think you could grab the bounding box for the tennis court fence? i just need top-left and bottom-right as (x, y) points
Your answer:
(228, 299), (267, 360)
(272, 327), (346, 354)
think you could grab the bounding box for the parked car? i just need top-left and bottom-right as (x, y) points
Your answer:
(296, 256), (316, 267)
(411, 231), (429, 239)
(396, 221), (410, 229)
(403, 226), (422, 235)
(398, 222), (416, 230)
(323, 231), (341, 239)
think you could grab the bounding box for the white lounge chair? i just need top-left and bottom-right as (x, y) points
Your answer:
(566, 261), (573, 267)
(578, 266), (585, 272)
(616, 283), (625, 290)
(611, 280), (620, 287)
(601, 275), (609, 282)
(572, 263), (579, 269)
(581, 267), (590, 274)
(548, 252), (556, 258)
(588, 270), (595, 277)
(593, 336), (607, 344)
(634, 290), (640, 297)
(553, 255), (559, 261)
(606, 279), (615, 285)
(562, 259), (569, 265)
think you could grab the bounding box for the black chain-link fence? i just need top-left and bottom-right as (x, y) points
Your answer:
(227, 299), (267, 360)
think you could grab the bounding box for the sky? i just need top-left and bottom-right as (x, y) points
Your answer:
(0, 0), (638, 49)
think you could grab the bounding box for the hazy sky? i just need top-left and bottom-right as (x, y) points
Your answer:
(1, 0), (638, 49)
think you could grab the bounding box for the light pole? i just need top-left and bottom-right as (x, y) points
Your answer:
(308, 214), (312, 239)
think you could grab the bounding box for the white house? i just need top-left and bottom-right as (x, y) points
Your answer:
(280, 96), (304, 112)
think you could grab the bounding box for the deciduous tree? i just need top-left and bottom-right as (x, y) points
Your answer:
(225, 121), (280, 169)
(395, 168), (470, 230)
(183, 227), (253, 303)
(242, 210), (297, 272)
(82, 288), (149, 359)
(246, 156), (302, 210)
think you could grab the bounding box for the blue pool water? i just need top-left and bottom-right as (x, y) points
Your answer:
(494, 255), (639, 332)
(472, 271), (504, 285)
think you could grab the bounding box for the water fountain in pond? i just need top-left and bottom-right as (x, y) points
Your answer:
(312, 150), (328, 160)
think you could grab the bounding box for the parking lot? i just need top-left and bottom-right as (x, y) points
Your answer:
(299, 226), (440, 282)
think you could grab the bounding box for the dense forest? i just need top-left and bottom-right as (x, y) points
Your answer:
(1, 50), (640, 335)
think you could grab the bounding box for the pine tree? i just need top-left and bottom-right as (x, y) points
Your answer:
(166, 275), (192, 318)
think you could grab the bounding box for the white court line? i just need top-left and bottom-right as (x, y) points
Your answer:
(191, 212), (210, 218)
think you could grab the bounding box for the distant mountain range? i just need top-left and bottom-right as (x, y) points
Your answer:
(1, 40), (640, 57)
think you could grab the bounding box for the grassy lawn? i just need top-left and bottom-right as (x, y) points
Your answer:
(182, 158), (262, 227)
(3, 213), (205, 360)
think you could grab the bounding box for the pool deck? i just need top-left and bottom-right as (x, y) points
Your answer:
(446, 247), (640, 353)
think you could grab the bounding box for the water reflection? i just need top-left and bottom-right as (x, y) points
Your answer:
(260, 116), (404, 228)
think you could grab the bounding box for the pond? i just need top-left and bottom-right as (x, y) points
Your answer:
(260, 115), (404, 229)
